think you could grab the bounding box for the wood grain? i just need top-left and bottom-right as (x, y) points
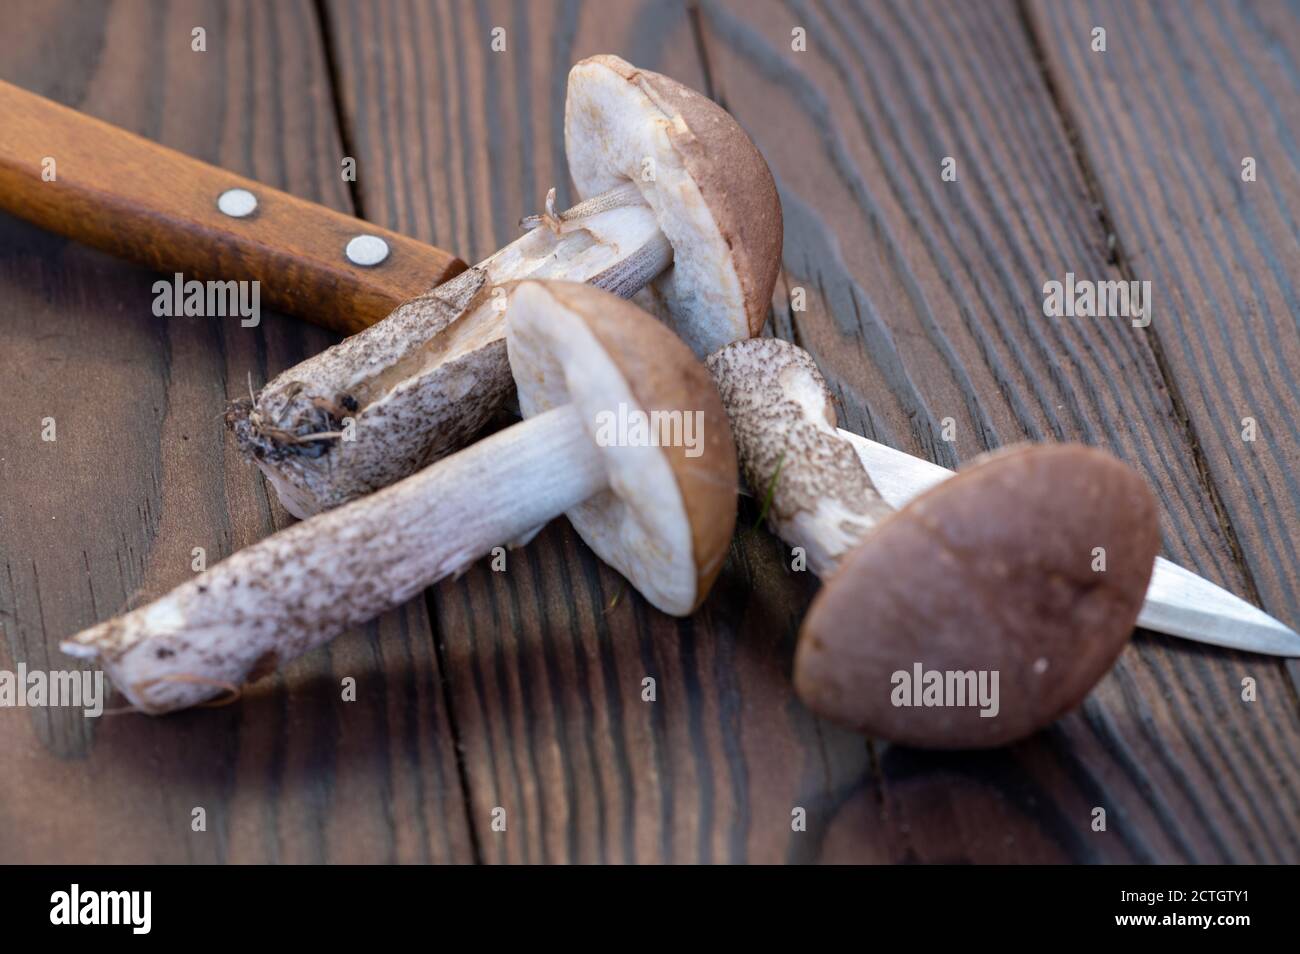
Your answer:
(325, 0), (1300, 862)
(691, 0), (1300, 861)
(0, 0), (471, 863)
(1024, 0), (1300, 672)
(322, 0), (876, 863)
(2, 0), (1295, 865)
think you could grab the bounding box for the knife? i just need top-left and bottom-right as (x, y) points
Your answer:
(0, 79), (465, 334)
(3, 81), (1294, 656)
(840, 429), (1300, 656)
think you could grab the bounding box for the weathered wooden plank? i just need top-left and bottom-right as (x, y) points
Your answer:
(1024, 0), (1300, 660)
(0, 0), (471, 863)
(323, 0), (878, 863)
(695, 0), (1300, 861)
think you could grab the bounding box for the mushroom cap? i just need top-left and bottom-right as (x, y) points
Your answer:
(795, 443), (1161, 749)
(705, 337), (892, 576)
(565, 54), (782, 357)
(506, 280), (738, 615)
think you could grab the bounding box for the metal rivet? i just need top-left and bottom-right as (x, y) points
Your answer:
(346, 234), (390, 267)
(217, 188), (258, 218)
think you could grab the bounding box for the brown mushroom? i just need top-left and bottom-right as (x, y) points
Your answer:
(565, 54), (782, 356)
(64, 282), (737, 714)
(228, 54), (780, 519)
(706, 338), (1161, 748)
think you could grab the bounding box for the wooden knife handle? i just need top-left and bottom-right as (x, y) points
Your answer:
(0, 79), (465, 335)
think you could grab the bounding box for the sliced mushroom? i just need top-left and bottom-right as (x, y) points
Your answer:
(64, 282), (738, 714)
(706, 338), (1161, 748)
(228, 54), (781, 519)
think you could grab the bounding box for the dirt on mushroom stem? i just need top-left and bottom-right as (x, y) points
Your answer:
(704, 337), (1161, 748)
(66, 280), (739, 715)
(225, 55), (783, 521)
(225, 184), (672, 518)
(73, 401), (610, 714)
(705, 338), (894, 576)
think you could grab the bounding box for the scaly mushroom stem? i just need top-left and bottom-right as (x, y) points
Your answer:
(64, 404), (606, 714)
(707, 338), (1163, 748)
(226, 54), (785, 520)
(227, 183), (670, 519)
(705, 340), (894, 577)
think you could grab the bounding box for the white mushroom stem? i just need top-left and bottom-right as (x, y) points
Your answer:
(227, 183), (672, 519)
(705, 339), (895, 578)
(63, 404), (605, 714)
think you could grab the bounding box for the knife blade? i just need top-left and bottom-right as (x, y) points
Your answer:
(837, 428), (1300, 657)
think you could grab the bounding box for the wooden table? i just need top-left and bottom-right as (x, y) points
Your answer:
(1, 0), (1296, 864)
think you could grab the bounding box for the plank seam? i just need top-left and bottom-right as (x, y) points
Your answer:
(312, 0), (482, 861)
(686, 1), (718, 101)
(422, 588), (485, 864)
(311, 0), (368, 220)
(1014, 0), (1267, 611)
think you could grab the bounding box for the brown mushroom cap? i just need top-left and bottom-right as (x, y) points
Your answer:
(795, 443), (1162, 748)
(565, 54), (782, 356)
(506, 280), (738, 615)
